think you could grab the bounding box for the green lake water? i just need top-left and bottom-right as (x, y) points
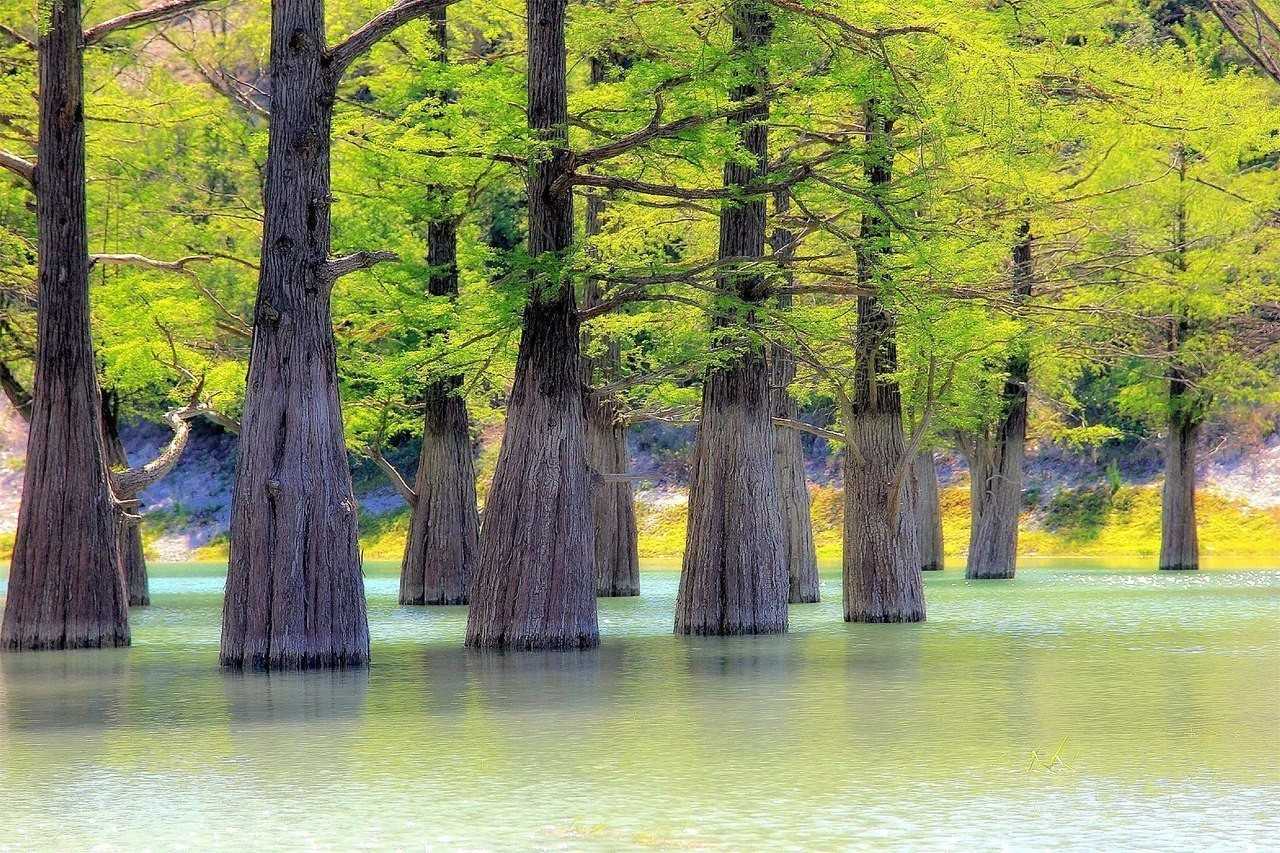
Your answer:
(1, 561), (1277, 851)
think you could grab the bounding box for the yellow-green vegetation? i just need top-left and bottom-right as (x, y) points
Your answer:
(4, 482), (1276, 564)
(633, 483), (1280, 565)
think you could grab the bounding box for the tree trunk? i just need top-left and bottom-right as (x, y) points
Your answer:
(965, 223), (1032, 580)
(771, 188), (819, 602)
(1, 0), (130, 651)
(102, 394), (150, 606)
(585, 392), (640, 596)
(399, 11), (480, 606)
(676, 2), (788, 635)
(581, 54), (640, 599)
(465, 0), (598, 649)
(220, 0), (368, 669)
(1160, 377), (1200, 570)
(911, 450), (943, 571)
(842, 101), (924, 624)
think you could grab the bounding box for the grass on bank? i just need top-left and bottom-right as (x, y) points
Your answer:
(1, 483), (1277, 564)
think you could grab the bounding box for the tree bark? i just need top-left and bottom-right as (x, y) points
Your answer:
(102, 394), (150, 607)
(911, 450), (943, 571)
(965, 223), (1032, 580)
(770, 191), (818, 602)
(220, 0), (368, 669)
(465, 0), (598, 649)
(1160, 368), (1201, 570)
(581, 54), (640, 599)
(842, 101), (924, 624)
(1159, 150), (1202, 572)
(1, 0), (130, 651)
(398, 9), (480, 606)
(676, 2), (788, 635)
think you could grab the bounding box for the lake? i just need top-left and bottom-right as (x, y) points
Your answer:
(1, 561), (1277, 850)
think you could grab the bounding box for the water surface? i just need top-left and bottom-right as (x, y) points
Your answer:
(1, 562), (1277, 851)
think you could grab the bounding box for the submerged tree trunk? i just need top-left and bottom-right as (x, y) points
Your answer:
(585, 390), (640, 597)
(676, 3), (787, 635)
(842, 101), (924, 624)
(2, 0), (130, 650)
(1159, 153), (1202, 573)
(1160, 368), (1201, 570)
(771, 192), (818, 602)
(465, 0), (597, 649)
(102, 394), (150, 606)
(582, 54), (639, 599)
(965, 223), (1032, 580)
(399, 9), (480, 606)
(220, 0), (367, 669)
(911, 450), (943, 571)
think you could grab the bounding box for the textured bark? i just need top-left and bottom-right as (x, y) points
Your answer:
(1159, 151), (1202, 572)
(676, 2), (788, 636)
(465, 0), (598, 649)
(771, 189), (819, 603)
(582, 54), (639, 599)
(220, 0), (368, 669)
(965, 224), (1032, 580)
(102, 395), (150, 607)
(842, 101), (924, 624)
(399, 10), (480, 606)
(1160, 374), (1201, 571)
(1, 0), (130, 651)
(911, 450), (943, 571)
(585, 392), (640, 596)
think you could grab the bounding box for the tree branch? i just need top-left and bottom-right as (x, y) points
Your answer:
(0, 24), (33, 49)
(91, 253), (211, 272)
(368, 444), (418, 506)
(324, 250), (399, 283)
(0, 150), (35, 188)
(0, 360), (32, 421)
(111, 404), (199, 499)
(83, 0), (213, 45)
(773, 416), (843, 443)
(327, 0), (457, 80)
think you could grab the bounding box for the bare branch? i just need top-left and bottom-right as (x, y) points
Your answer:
(91, 253), (211, 272)
(324, 250), (399, 283)
(773, 416), (843, 443)
(0, 149), (35, 188)
(327, 0), (457, 80)
(112, 404), (199, 499)
(0, 359), (32, 420)
(368, 444), (418, 506)
(0, 24), (33, 49)
(367, 403), (418, 506)
(83, 0), (212, 45)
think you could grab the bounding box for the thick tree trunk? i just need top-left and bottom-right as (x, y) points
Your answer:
(676, 3), (788, 635)
(771, 189), (819, 603)
(1, 0), (130, 651)
(400, 218), (480, 605)
(465, 0), (598, 649)
(102, 395), (150, 606)
(399, 12), (481, 605)
(842, 101), (924, 624)
(585, 392), (640, 596)
(581, 56), (640, 598)
(771, 346), (819, 602)
(1160, 380), (1200, 571)
(220, 0), (368, 669)
(965, 223), (1032, 580)
(911, 450), (943, 571)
